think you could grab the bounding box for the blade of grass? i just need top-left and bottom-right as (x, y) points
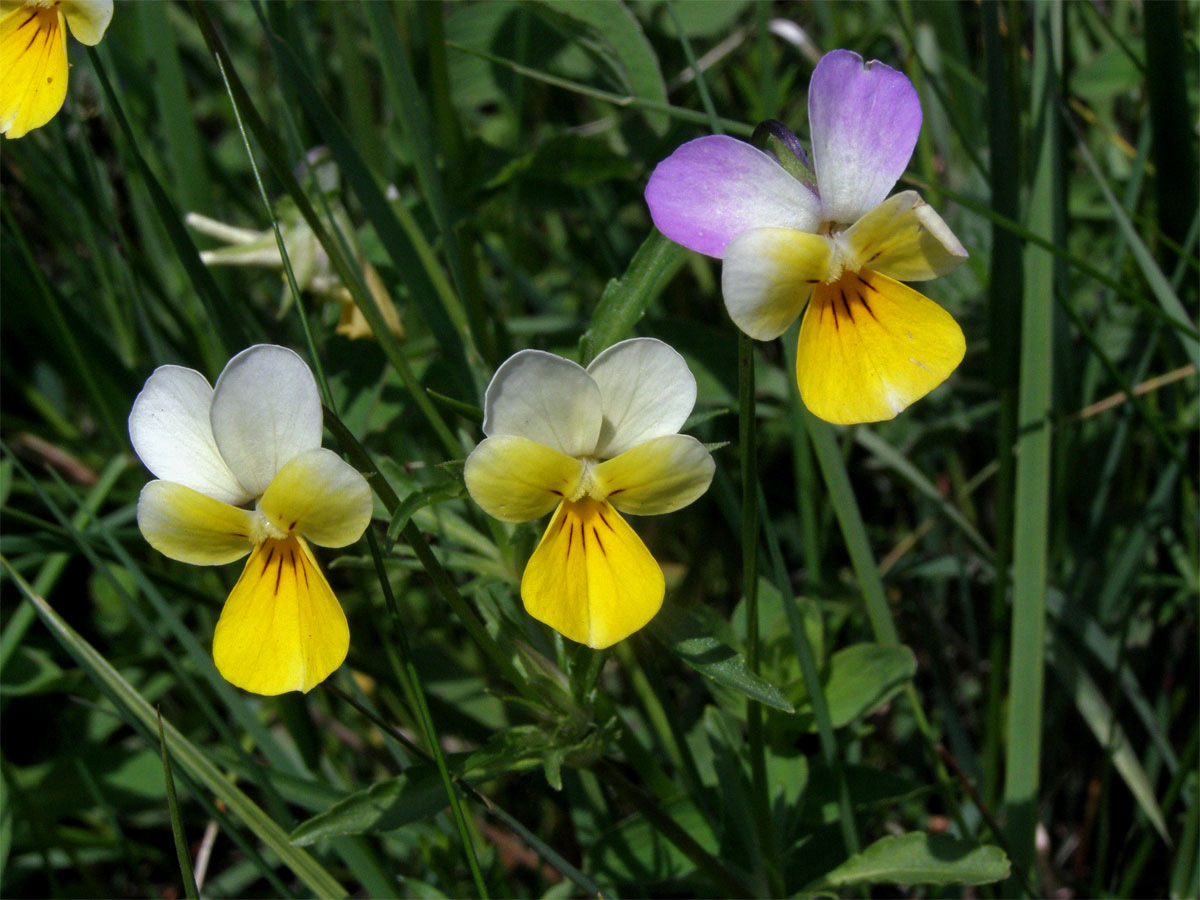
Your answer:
(1048, 642), (1169, 841)
(0, 558), (349, 899)
(158, 710), (200, 900)
(362, 1), (491, 362)
(445, 41), (754, 136)
(1065, 110), (1199, 366)
(1002, 6), (1062, 891)
(190, 2), (463, 456)
(1144, 0), (1198, 269)
(981, 0), (1022, 810)
(0, 454), (126, 672)
(86, 47), (254, 366)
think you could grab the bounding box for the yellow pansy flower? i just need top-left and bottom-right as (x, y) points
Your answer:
(646, 49), (967, 425)
(465, 338), (715, 648)
(1, 0), (113, 139)
(129, 344), (372, 695)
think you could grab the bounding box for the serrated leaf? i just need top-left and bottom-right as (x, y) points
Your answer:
(809, 832), (1010, 889)
(651, 603), (794, 713)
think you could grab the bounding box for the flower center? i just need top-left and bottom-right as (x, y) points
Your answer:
(249, 507), (290, 544)
(567, 458), (600, 503)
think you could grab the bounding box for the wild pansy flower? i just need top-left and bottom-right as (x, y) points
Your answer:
(645, 49), (967, 425)
(1, 0), (113, 139)
(464, 338), (715, 648)
(129, 344), (372, 695)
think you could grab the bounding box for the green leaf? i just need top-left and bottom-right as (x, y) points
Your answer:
(290, 766), (451, 847)
(532, 0), (669, 133)
(650, 603), (794, 713)
(578, 229), (684, 364)
(589, 797), (718, 883)
(792, 643), (916, 730)
(808, 832), (1010, 889)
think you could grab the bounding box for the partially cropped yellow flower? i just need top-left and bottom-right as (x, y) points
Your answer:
(1, 0), (113, 139)
(465, 338), (715, 648)
(129, 345), (372, 695)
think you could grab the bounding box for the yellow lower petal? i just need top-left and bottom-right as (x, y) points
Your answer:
(212, 535), (349, 695)
(521, 499), (664, 649)
(796, 268), (965, 425)
(0, 5), (69, 139)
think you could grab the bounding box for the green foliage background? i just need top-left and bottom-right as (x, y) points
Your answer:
(1, 1), (1196, 897)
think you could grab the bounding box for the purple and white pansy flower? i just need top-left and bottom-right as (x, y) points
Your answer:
(645, 49), (968, 425)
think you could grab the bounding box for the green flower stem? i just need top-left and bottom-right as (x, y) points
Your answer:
(800, 412), (972, 840)
(326, 684), (605, 897)
(758, 484), (860, 861)
(362, 528), (489, 899)
(321, 408), (528, 695)
(672, 5), (778, 877)
(737, 333), (777, 897)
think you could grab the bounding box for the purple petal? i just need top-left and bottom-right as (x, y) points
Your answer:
(645, 135), (821, 258)
(808, 49), (921, 225)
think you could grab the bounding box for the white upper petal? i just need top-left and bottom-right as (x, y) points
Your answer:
(210, 345), (323, 497)
(586, 338), (697, 458)
(482, 350), (603, 458)
(60, 0), (113, 45)
(128, 365), (251, 506)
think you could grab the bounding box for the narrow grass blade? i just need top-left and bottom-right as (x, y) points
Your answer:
(981, 0), (1022, 810)
(445, 41), (754, 137)
(1143, 0), (1198, 265)
(1002, 7), (1062, 890)
(158, 711), (199, 900)
(0, 559), (349, 899)
(362, 1), (487, 359)
(190, 2), (463, 455)
(86, 48), (253, 365)
(1067, 114), (1199, 365)
(1049, 641), (1168, 841)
